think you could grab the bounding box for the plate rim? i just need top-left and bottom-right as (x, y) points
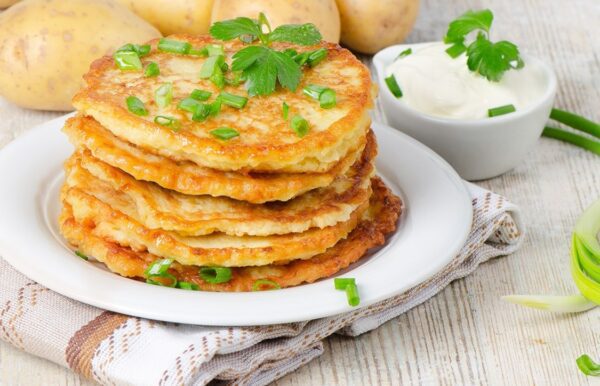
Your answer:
(0, 114), (472, 326)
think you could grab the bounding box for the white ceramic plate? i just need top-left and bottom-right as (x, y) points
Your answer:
(0, 115), (472, 326)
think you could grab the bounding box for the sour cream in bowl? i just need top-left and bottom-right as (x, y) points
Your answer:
(373, 42), (557, 180)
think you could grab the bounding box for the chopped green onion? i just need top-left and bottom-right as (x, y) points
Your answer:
(144, 62), (160, 77)
(145, 258), (173, 276)
(211, 68), (225, 89)
(190, 89), (212, 101)
(550, 108), (600, 139)
(445, 43), (467, 58)
(117, 43), (150, 57)
(252, 279), (281, 291)
(319, 88), (336, 109)
(154, 115), (181, 131)
(177, 281), (199, 291)
(147, 273), (178, 287)
(334, 277), (355, 290)
(384, 75), (403, 98)
(75, 251), (88, 260)
(283, 48), (298, 57)
(293, 51), (310, 66)
(114, 51), (142, 71)
(219, 92), (248, 109)
(542, 127), (600, 156)
(157, 38), (191, 54)
(125, 96), (148, 116)
(576, 354), (600, 376)
(397, 48), (412, 58)
(209, 98), (222, 117)
(199, 266), (232, 284)
(206, 44), (224, 56)
(303, 84), (327, 100)
(225, 71), (244, 86)
(210, 127), (239, 140)
(282, 101), (289, 120)
(334, 277), (360, 306)
(178, 97), (202, 113)
(154, 82), (173, 108)
(200, 55), (226, 78)
(189, 47), (208, 57)
(488, 104), (516, 117)
(291, 114), (309, 137)
(192, 103), (211, 122)
(307, 48), (328, 67)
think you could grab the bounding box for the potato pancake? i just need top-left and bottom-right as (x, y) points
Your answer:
(72, 35), (374, 173)
(59, 178), (401, 291)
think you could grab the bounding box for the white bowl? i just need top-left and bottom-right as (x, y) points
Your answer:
(373, 42), (557, 181)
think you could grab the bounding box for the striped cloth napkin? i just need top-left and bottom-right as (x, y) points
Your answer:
(0, 183), (523, 385)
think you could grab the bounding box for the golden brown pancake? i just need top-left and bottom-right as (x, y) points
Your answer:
(64, 140), (374, 236)
(59, 178), (401, 291)
(72, 35), (374, 173)
(63, 116), (373, 203)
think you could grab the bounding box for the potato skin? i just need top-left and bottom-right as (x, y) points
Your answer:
(211, 0), (341, 43)
(336, 0), (419, 54)
(0, 0), (161, 111)
(0, 0), (20, 9)
(114, 0), (214, 35)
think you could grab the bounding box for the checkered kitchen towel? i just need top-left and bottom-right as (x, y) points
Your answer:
(0, 183), (522, 385)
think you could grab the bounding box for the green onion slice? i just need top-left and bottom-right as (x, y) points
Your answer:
(291, 115), (309, 137)
(146, 273), (178, 287)
(307, 48), (328, 67)
(282, 101), (289, 120)
(177, 281), (199, 291)
(75, 251), (88, 260)
(384, 75), (403, 98)
(192, 103), (211, 122)
(117, 43), (150, 57)
(154, 82), (173, 108)
(114, 51), (142, 71)
(144, 62), (160, 77)
(199, 266), (232, 284)
(125, 96), (148, 116)
(200, 55), (226, 78)
(252, 279), (281, 291)
(189, 47), (208, 57)
(190, 89), (212, 101)
(333, 277), (355, 290)
(178, 97), (201, 113)
(576, 354), (600, 376)
(154, 115), (181, 131)
(209, 98), (222, 117)
(210, 127), (239, 140)
(225, 71), (244, 86)
(303, 84), (327, 100)
(157, 38), (191, 54)
(293, 51), (310, 66)
(397, 48), (412, 59)
(488, 104), (516, 117)
(219, 92), (248, 109)
(445, 43), (467, 58)
(319, 88), (336, 109)
(283, 48), (298, 57)
(145, 258), (173, 276)
(206, 44), (225, 57)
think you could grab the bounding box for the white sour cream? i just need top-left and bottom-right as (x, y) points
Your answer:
(385, 42), (546, 119)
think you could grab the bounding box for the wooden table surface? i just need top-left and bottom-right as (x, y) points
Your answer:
(1, 0), (599, 384)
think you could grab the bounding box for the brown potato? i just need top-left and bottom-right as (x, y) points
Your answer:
(336, 0), (419, 54)
(114, 0), (214, 35)
(211, 0), (340, 43)
(0, 0), (161, 111)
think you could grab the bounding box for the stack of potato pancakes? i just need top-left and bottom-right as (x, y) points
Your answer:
(59, 35), (402, 292)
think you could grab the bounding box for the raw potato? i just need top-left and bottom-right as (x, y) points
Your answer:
(0, 0), (20, 9)
(211, 0), (340, 43)
(336, 0), (419, 54)
(114, 0), (214, 35)
(0, 0), (161, 111)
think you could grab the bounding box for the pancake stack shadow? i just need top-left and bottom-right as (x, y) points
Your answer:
(58, 35), (402, 292)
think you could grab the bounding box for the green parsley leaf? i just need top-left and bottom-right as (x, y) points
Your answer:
(466, 33), (523, 81)
(445, 9), (493, 43)
(233, 46), (301, 95)
(209, 17), (261, 42)
(269, 24), (322, 45)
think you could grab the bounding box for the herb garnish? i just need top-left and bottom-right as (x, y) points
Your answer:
(444, 9), (524, 81)
(209, 13), (322, 96)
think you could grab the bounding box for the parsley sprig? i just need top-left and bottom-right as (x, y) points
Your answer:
(444, 9), (524, 81)
(209, 13), (322, 96)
